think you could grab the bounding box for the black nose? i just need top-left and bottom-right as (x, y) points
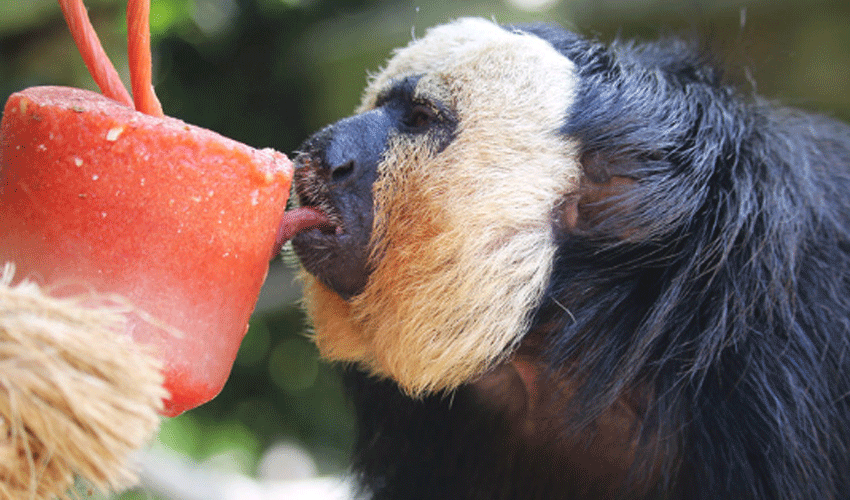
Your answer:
(298, 108), (391, 186)
(329, 159), (355, 182)
(291, 108), (391, 300)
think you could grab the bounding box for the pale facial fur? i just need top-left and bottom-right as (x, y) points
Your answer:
(301, 18), (581, 396)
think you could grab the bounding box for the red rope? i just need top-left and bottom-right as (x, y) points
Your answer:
(127, 0), (163, 116)
(58, 0), (163, 116)
(58, 0), (134, 107)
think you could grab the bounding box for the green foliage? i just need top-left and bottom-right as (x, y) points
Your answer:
(149, 0), (193, 37)
(0, 0), (60, 35)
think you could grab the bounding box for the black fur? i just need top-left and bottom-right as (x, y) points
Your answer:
(343, 368), (629, 500)
(307, 23), (850, 500)
(533, 24), (850, 498)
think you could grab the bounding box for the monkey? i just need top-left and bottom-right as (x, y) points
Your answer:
(286, 17), (850, 500)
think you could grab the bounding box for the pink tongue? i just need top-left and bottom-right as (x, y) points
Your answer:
(273, 207), (334, 254)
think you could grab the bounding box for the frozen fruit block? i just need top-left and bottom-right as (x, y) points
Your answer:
(0, 86), (292, 416)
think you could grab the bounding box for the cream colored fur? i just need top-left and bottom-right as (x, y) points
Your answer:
(303, 18), (581, 396)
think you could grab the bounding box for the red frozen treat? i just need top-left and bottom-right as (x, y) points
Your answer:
(0, 86), (292, 415)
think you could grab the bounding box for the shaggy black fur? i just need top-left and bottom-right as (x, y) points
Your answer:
(338, 24), (850, 500)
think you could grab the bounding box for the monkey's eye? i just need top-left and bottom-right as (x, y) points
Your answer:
(404, 104), (438, 132)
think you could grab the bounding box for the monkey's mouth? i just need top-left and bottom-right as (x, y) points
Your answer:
(289, 206), (373, 299)
(287, 164), (375, 299)
(272, 206), (337, 256)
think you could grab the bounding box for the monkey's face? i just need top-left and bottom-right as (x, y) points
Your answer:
(292, 18), (583, 395)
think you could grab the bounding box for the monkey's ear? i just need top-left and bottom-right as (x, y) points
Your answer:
(559, 145), (653, 239)
(578, 175), (637, 228)
(560, 178), (638, 241)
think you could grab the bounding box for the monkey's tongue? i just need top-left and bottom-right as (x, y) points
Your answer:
(274, 207), (334, 253)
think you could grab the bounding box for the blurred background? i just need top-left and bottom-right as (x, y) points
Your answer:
(1, 0), (848, 498)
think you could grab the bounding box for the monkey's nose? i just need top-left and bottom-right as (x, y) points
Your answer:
(322, 108), (390, 185)
(329, 159), (355, 183)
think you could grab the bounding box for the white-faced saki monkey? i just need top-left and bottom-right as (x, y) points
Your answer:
(285, 17), (850, 500)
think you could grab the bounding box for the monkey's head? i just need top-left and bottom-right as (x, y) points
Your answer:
(290, 18), (719, 396)
(285, 17), (850, 500)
